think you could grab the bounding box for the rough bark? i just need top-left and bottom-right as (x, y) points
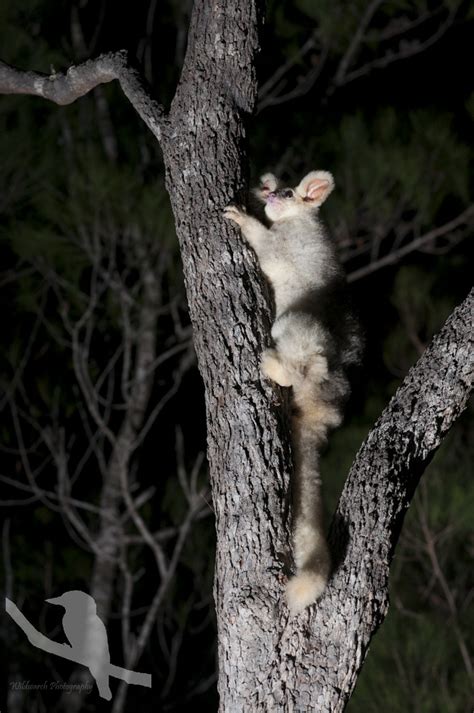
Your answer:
(1, 2), (473, 711)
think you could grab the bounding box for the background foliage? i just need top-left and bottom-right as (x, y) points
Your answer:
(0, 1), (472, 711)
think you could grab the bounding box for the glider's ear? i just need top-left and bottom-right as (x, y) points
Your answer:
(295, 171), (334, 206)
(259, 172), (279, 195)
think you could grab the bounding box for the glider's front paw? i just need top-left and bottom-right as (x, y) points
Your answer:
(223, 204), (247, 227)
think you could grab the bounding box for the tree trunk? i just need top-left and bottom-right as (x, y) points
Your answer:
(159, 1), (295, 708)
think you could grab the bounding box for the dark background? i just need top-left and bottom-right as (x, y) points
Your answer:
(0, 1), (473, 711)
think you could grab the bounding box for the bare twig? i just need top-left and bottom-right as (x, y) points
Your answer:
(347, 205), (474, 282)
(417, 487), (473, 682)
(334, 0), (384, 85)
(258, 33), (317, 103)
(337, 5), (459, 88)
(257, 45), (329, 113)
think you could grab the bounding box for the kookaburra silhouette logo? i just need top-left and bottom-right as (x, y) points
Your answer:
(5, 591), (151, 700)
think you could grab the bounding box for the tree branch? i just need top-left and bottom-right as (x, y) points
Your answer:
(0, 51), (165, 140)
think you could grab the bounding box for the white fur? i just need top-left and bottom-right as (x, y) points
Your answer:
(295, 170), (335, 204)
(259, 172), (278, 193)
(286, 571), (328, 616)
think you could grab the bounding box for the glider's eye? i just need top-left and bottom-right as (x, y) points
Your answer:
(282, 189), (293, 198)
